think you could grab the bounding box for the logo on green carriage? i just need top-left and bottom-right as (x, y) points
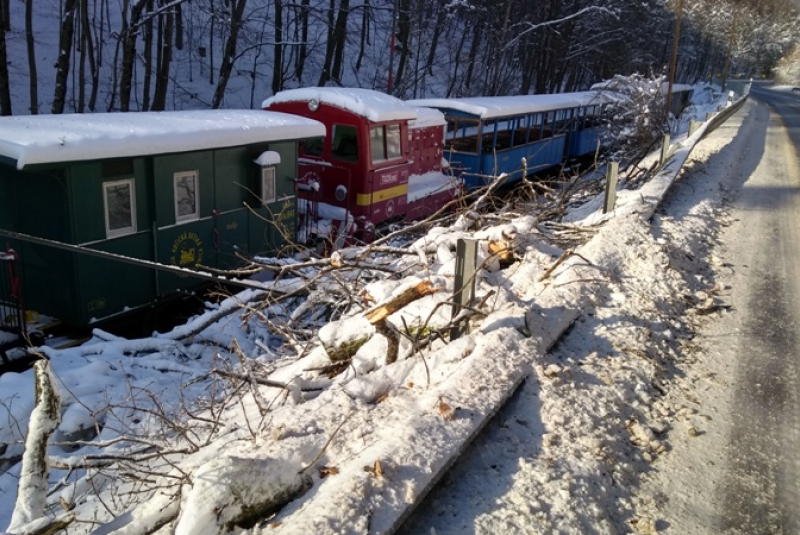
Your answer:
(171, 232), (204, 267)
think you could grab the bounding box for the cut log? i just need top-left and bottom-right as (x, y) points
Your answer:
(364, 280), (439, 324)
(320, 280), (440, 363)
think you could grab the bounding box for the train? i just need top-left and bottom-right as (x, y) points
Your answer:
(0, 85), (692, 346)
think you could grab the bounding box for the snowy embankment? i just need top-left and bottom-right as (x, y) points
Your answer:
(0, 95), (743, 535)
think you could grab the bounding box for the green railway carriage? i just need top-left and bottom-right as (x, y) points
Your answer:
(0, 110), (325, 327)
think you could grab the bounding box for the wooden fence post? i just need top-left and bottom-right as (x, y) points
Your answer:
(450, 239), (478, 340)
(603, 162), (619, 214)
(660, 134), (671, 165)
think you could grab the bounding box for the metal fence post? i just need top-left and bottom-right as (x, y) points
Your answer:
(450, 238), (478, 340)
(688, 120), (701, 137)
(603, 162), (619, 214)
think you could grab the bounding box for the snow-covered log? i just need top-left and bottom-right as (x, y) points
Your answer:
(6, 513), (75, 535)
(173, 455), (306, 535)
(7, 360), (61, 533)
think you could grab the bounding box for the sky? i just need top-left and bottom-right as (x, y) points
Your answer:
(0, 85), (768, 535)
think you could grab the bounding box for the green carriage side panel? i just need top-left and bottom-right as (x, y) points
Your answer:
(212, 146), (256, 270)
(248, 141), (298, 258)
(66, 159), (156, 324)
(0, 165), (18, 233)
(152, 151), (216, 295)
(72, 235), (158, 324)
(4, 165), (79, 323)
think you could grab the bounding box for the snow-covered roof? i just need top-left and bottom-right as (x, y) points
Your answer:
(0, 110), (326, 170)
(262, 87), (418, 123)
(408, 106), (447, 129)
(407, 91), (608, 120)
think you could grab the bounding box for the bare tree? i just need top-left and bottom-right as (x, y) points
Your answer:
(272, 0), (283, 95)
(152, 1), (174, 110)
(211, 0), (248, 108)
(26, 0), (38, 114)
(0, 0), (11, 115)
(294, 0), (310, 81)
(52, 0), (80, 113)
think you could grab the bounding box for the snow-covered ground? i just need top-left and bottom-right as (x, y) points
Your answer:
(0, 87), (743, 535)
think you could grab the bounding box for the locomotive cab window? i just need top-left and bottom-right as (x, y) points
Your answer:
(174, 170), (199, 223)
(370, 124), (402, 163)
(103, 179), (137, 239)
(332, 125), (359, 162)
(261, 166), (277, 205)
(303, 137), (323, 158)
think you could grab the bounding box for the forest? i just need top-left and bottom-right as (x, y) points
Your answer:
(0, 0), (798, 116)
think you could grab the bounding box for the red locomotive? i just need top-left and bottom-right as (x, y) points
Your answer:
(263, 88), (458, 245)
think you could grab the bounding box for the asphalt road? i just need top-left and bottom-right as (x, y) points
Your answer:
(637, 85), (800, 534)
(714, 84), (800, 534)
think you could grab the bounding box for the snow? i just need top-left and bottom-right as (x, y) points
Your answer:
(409, 107), (447, 129)
(0, 110), (325, 169)
(407, 91), (610, 119)
(0, 85), (744, 534)
(253, 151), (282, 167)
(263, 87), (418, 123)
(407, 171), (459, 203)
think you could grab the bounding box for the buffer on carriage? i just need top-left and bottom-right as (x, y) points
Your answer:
(263, 87), (459, 245)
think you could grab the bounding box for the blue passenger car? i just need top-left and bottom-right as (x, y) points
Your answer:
(408, 92), (608, 190)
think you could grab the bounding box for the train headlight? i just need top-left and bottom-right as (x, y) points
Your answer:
(335, 185), (348, 202)
(308, 99), (320, 112)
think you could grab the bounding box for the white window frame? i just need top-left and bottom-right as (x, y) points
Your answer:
(174, 170), (200, 223)
(261, 166), (277, 205)
(103, 178), (137, 239)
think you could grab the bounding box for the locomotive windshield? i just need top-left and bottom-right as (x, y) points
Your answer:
(332, 125), (359, 162)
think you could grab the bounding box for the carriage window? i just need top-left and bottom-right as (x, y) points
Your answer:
(332, 125), (359, 162)
(103, 179), (136, 238)
(370, 126), (386, 162)
(445, 118), (480, 154)
(261, 166), (276, 205)
(303, 137), (323, 157)
(174, 170), (199, 223)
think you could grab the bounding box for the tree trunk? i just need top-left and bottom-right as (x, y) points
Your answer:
(142, 0), (154, 110)
(425, 5), (445, 76)
(393, 0), (411, 92)
(152, 3), (173, 110)
(294, 0), (310, 81)
(26, 0), (38, 114)
(211, 0), (248, 108)
(52, 0), (79, 114)
(0, 0), (11, 115)
(174, 2), (183, 49)
(316, 0), (336, 86)
(464, 20), (482, 91)
(119, 0), (148, 112)
(271, 0), (283, 95)
(81, 0), (98, 111)
(328, 0), (350, 84)
(355, 0), (369, 72)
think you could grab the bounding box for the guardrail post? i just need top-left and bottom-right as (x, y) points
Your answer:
(706, 112), (715, 121)
(688, 120), (701, 137)
(603, 162), (619, 214)
(450, 238), (478, 340)
(660, 134), (671, 165)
